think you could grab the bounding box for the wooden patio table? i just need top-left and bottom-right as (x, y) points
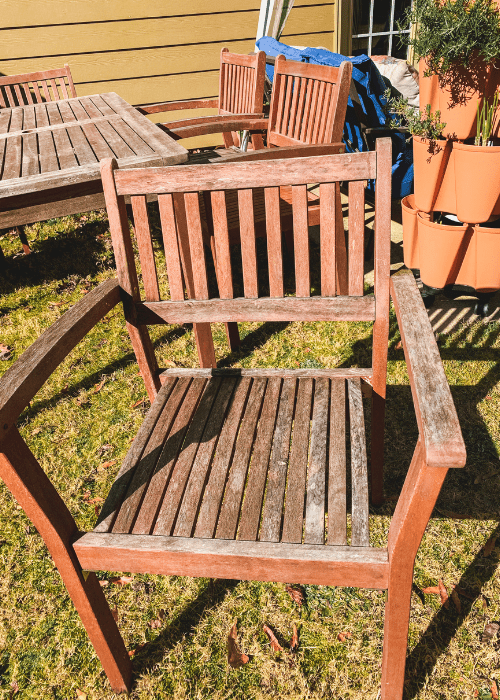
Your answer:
(0, 92), (188, 237)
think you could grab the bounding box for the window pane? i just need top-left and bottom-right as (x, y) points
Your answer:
(352, 36), (370, 56)
(371, 34), (389, 56)
(352, 0), (371, 36)
(392, 33), (409, 59)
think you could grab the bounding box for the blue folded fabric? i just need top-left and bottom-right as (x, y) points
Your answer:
(256, 36), (413, 199)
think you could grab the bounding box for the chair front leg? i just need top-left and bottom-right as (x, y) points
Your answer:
(0, 429), (132, 693)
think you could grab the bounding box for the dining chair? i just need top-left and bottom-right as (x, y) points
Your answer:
(0, 140), (465, 698)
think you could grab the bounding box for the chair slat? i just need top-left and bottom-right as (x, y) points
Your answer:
(281, 378), (314, 543)
(112, 377), (192, 534)
(184, 191), (209, 300)
(320, 183), (337, 296)
(174, 378), (237, 537)
(327, 379), (347, 545)
(319, 83), (332, 143)
(291, 184), (310, 297)
(131, 196), (160, 302)
(32, 81), (43, 103)
(304, 377), (329, 544)
(287, 76), (300, 139)
(348, 180), (366, 296)
(132, 378), (207, 535)
(273, 73), (286, 136)
(153, 378), (222, 536)
(4, 86), (15, 108)
(311, 82), (327, 143)
(238, 189), (259, 298)
(14, 84), (24, 105)
(293, 77), (307, 141)
(264, 187), (284, 297)
(49, 78), (59, 100)
(281, 75), (294, 136)
(22, 83), (34, 105)
(158, 194), (185, 301)
(237, 378), (282, 541)
(211, 190), (233, 299)
(305, 80), (320, 143)
(59, 78), (70, 100)
(259, 378), (296, 542)
(194, 378), (251, 538)
(216, 378), (267, 539)
(348, 378), (369, 546)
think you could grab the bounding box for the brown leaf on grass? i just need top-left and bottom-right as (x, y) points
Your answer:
(132, 398), (146, 409)
(48, 301), (64, 308)
(128, 642), (146, 657)
(110, 575), (134, 586)
(0, 343), (12, 360)
(438, 580), (449, 608)
(111, 606), (118, 623)
(75, 691), (87, 700)
(422, 586), (440, 595)
(263, 624), (283, 652)
(483, 534), (497, 557)
(149, 610), (165, 629)
(395, 340), (403, 350)
(93, 379), (106, 394)
(481, 622), (500, 642)
(31, 427), (42, 436)
(227, 622), (250, 668)
(337, 631), (352, 642)
(88, 496), (104, 504)
(286, 584), (305, 607)
(492, 681), (499, 700)
(451, 588), (462, 614)
(76, 396), (89, 407)
(290, 624), (299, 651)
(98, 459), (117, 471)
(9, 681), (19, 697)
(99, 579), (109, 587)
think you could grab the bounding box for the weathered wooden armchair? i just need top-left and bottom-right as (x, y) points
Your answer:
(0, 140), (465, 699)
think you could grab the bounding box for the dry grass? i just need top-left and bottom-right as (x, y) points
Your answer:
(0, 213), (499, 699)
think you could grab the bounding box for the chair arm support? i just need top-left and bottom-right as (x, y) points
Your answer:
(136, 98), (219, 115)
(0, 279), (122, 437)
(390, 269), (466, 468)
(166, 116), (268, 140)
(210, 142), (346, 163)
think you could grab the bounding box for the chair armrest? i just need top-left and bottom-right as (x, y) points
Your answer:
(0, 279), (121, 437)
(136, 98), (219, 115)
(166, 116), (268, 140)
(390, 269), (466, 468)
(210, 142), (346, 162)
(165, 112), (265, 132)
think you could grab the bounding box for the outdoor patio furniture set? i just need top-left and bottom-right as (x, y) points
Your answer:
(0, 50), (465, 700)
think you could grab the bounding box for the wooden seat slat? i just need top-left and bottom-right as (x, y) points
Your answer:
(304, 377), (329, 544)
(21, 106), (39, 178)
(153, 377), (223, 536)
(2, 110), (23, 180)
(216, 378), (267, 540)
(328, 379), (347, 545)
(281, 378), (314, 544)
(348, 378), (370, 546)
(132, 378), (207, 535)
(34, 104), (59, 175)
(194, 377), (252, 539)
(259, 377), (296, 542)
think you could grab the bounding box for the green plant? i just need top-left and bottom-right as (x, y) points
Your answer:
(399, 0), (500, 75)
(385, 90), (446, 140)
(476, 91), (500, 146)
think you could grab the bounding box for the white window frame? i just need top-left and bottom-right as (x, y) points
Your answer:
(335, 0), (411, 58)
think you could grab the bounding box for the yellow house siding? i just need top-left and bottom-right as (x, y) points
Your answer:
(0, 1), (335, 148)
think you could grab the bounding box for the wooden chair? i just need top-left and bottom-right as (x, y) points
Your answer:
(0, 65), (77, 254)
(0, 141), (465, 699)
(137, 48), (267, 150)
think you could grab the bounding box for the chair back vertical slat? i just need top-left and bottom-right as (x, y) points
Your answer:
(131, 196), (160, 302)
(219, 51), (228, 111)
(305, 81), (320, 143)
(292, 77), (306, 140)
(59, 77), (70, 100)
(311, 81), (326, 143)
(184, 192), (209, 300)
(49, 79), (59, 100)
(13, 84), (24, 105)
(211, 191), (233, 299)
(22, 83), (34, 105)
(318, 83), (332, 142)
(31, 81), (43, 103)
(158, 194), (185, 301)
(319, 183), (337, 296)
(238, 189), (259, 298)
(264, 186), (284, 297)
(348, 180), (365, 296)
(281, 75), (293, 136)
(291, 184), (310, 297)
(287, 76), (299, 139)
(0, 91), (6, 109)
(325, 61), (352, 143)
(40, 80), (51, 101)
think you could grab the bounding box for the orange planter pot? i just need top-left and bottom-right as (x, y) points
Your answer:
(413, 136), (452, 212)
(401, 195), (420, 269)
(474, 223), (500, 292)
(417, 213), (474, 288)
(453, 142), (500, 224)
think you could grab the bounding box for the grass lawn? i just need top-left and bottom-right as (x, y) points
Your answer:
(0, 212), (499, 700)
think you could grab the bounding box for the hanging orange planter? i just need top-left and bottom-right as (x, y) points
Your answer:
(401, 195), (419, 269)
(413, 136), (452, 212)
(417, 213), (473, 288)
(474, 222), (500, 291)
(453, 142), (500, 224)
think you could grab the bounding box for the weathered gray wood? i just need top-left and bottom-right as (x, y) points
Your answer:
(216, 378), (266, 540)
(328, 379), (347, 545)
(348, 378), (369, 547)
(75, 531), (389, 589)
(390, 270), (466, 469)
(281, 378), (313, 544)
(159, 367), (373, 380)
(259, 378), (296, 542)
(304, 378), (329, 545)
(0, 279), (121, 438)
(136, 296), (375, 325)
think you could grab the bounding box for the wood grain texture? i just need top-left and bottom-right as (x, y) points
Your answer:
(131, 195), (160, 302)
(327, 379), (347, 545)
(304, 378), (329, 545)
(348, 379), (369, 547)
(348, 180), (365, 296)
(159, 368), (373, 379)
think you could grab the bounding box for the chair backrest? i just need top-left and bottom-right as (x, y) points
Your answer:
(0, 65), (76, 108)
(267, 56), (352, 148)
(218, 48), (266, 116)
(101, 139), (391, 378)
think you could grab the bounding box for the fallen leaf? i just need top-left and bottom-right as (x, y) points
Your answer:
(483, 534), (497, 557)
(110, 576), (134, 586)
(492, 681), (499, 700)
(395, 340), (403, 350)
(422, 586), (440, 595)
(482, 622), (500, 642)
(132, 398), (146, 409)
(227, 622), (250, 668)
(9, 681), (19, 697)
(111, 606), (118, 623)
(82, 490), (91, 501)
(0, 343), (11, 360)
(438, 580), (449, 608)
(99, 579), (109, 587)
(31, 427), (42, 436)
(451, 588), (462, 614)
(149, 610), (165, 629)
(98, 459), (117, 471)
(286, 584), (305, 607)
(93, 379), (106, 394)
(76, 396), (89, 406)
(88, 496), (104, 504)
(290, 624), (299, 651)
(263, 624), (283, 652)
(75, 691), (87, 700)
(337, 631), (352, 642)
(48, 301), (63, 308)
(94, 505), (100, 517)
(128, 642), (146, 657)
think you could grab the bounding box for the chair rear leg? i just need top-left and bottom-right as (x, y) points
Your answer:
(380, 568), (413, 700)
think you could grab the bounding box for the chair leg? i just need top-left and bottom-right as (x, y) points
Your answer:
(380, 568), (413, 700)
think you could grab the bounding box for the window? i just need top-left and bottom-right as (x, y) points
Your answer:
(351, 0), (411, 58)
